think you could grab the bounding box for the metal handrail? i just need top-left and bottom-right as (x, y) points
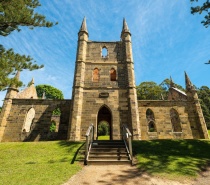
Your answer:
(84, 123), (94, 165)
(122, 124), (133, 163)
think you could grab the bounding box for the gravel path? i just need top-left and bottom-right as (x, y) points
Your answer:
(63, 164), (197, 185)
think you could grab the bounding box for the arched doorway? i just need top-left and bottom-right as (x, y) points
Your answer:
(97, 106), (112, 140)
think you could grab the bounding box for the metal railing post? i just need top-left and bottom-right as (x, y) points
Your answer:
(84, 124), (94, 165)
(121, 124), (133, 164)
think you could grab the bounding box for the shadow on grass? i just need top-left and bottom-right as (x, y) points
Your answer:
(57, 141), (85, 164)
(133, 140), (210, 177)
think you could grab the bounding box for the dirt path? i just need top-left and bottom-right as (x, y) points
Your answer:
(63, 164), (198, 185)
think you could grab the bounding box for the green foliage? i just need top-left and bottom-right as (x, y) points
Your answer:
(0, 106), (2, 113)
(191, 0), (210, 27)
(197, 86), (210, 128)
(136, 81), (165, 100)
(137, 79), (185, 100)
(0, 0), (56, 91)
(0, 141), (83, 185)
(160, 78), (185, 92)
(52, 108), (61, 116)
(133, 140), (210, 179)
(0, 0), (56, 36)
(98, 121), (109, 136)
(50, 121), (56, 132)
(0, 45), (43, 90)
(36, 85), (64, 100)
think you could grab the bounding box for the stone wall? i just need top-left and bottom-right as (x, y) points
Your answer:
(138, 100), (206, 140)
(1, 99), (71, 142)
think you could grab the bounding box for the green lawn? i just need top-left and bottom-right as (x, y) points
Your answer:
(208, 130), (210, 136)
(98, 135), (110, 140)
(0, 141), (84, 185)
(133, 139), (210, 180)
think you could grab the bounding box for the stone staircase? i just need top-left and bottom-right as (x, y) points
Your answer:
(86, 140), (131, 165)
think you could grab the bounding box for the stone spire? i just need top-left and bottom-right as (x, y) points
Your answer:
(121, 18), (131, 41)
(27, 78), (34, 87)
(185, 71), (195, 91)
(170, 76), (175, 88)
(79, 17), (88, 35)
(122, 18), (130, 33)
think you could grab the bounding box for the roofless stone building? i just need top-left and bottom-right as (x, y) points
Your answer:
(0, 18), (209, 142)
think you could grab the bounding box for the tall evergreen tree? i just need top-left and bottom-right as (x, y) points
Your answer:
(191, 0), (210, 28)
(0, 0), (56, 90)
(191, 0), (210, 64)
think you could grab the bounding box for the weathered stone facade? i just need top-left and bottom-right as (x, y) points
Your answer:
(0, 18), (209, 142)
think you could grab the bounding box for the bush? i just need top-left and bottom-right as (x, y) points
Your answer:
(98, 122), (109, 136)
(50, 121), (56, 132)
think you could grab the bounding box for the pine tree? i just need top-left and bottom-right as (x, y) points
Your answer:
(191, 0), (210, 28)
(0, 0), (56, 90)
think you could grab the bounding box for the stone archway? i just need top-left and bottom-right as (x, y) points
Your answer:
(97, 106), (112, 140)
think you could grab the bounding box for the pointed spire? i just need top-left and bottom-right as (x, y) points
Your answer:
(27, 78), (34, 87)
(79, 17), (88, 34)
(170, 76), (175, 88)
(122, 18), (130, 33)
(31, 78), (34, 84)
(185, 71), (195, 91)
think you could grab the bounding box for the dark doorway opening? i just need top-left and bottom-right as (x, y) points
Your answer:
(97, 106), (112, 140)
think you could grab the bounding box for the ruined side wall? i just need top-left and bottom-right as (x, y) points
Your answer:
(138, 100), (207, 140)
(2, 99), (71, 142)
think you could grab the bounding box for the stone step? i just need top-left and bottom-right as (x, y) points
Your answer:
(89, 155), (129, 160)
(86, 139), (131, 165)
(91, 145), (125, 149)
(87, 159), (131, 165)
(90, 151), (128, 155)
(90, 148), (127, 152)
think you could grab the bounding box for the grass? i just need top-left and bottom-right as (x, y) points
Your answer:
(98, 135), (110, 140)
(208, 130), (210, 136)
(0, 141), (84, 185)
(133, 139), (210, 180)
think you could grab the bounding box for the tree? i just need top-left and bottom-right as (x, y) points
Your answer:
(98, 121), (109, 136)
(0, 46), (43, 91)
(160, 78), (185, 92)
(197, 86), (210, 128)
(191, 0), (210, 28)
(191, 0), (210, 64)
(136, 81), (165, 100)
(36, 85), (64, 100)
(0, 0), (56, 90)
(36, 85), (64, 115)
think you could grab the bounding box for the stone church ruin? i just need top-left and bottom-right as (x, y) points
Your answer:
(0, 18), (209, 142)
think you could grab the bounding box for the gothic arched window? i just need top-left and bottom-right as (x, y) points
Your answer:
(22, 108), (35, 132)
(110, 68), (116, 81)
(170, 108), (182, 132)
(102, 47), (108, 58)
(148, 121), (157, 132)
(146, 109), (155, 122)
(93, 68), (99, 82)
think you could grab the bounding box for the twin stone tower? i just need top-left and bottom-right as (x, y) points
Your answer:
(0, 18), (208, 142)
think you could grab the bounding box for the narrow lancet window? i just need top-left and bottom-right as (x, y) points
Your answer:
(170, 108), (182, 132)
(22, 108), (35, 132)
(110, 68), (116, 81)
(93, 68), (99, 82)
(102, 47), (108, 58)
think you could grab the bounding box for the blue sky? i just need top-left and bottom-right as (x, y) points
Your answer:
(0, 0), (210, 106)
